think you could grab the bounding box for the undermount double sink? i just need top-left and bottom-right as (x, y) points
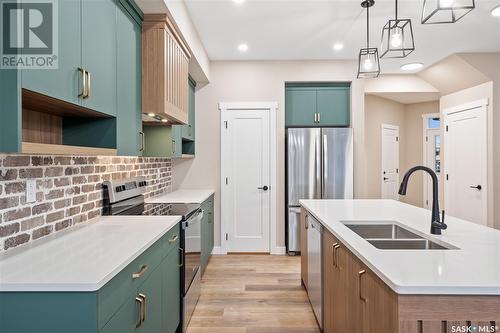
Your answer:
(342, 222), (457, 250)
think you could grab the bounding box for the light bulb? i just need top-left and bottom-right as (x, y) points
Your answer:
(363, 57), (374, 71)
(389, 27), (402, 48)
(439, 0), (454, 8)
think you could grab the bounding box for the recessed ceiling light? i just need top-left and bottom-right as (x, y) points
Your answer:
(233, 0), (245, 4)
(238, 43), (249, 52)
(491, 5), (500, 17)
(333, 43), (344, 51)
(147, 113), (155, 117)
(401, 63), (423, 71)
(161, 119), (168, 123)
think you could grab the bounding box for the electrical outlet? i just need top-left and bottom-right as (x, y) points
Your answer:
(26, 179), (36, 203)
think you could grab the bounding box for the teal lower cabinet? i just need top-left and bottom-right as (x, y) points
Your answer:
(0, 223), (181, 333)
(201, 195), (215, 275)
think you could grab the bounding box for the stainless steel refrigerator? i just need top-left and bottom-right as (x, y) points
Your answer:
(286, 128), (353, 254)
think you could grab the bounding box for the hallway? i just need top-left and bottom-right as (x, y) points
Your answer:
(186, 255), (320, 333)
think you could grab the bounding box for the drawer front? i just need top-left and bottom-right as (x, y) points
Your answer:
(98, 227), (176, 330)
(163, 223), (181, 255)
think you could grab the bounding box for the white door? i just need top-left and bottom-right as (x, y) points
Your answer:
(221, 109), (271, 253)
(424, 128), (441, 209)
(381, 124), (400, 200)
(444, 100), (488, 226)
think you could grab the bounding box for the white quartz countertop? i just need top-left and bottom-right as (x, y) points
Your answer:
(300, 199), (500, 295)
(146, 189), (214, 204)
(0, 216), (181, 292)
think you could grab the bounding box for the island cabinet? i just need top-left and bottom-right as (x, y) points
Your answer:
(0, 223), (182, 333)
(301, 209), (500, 333)
(142, 14), (191, 125)
(201, 195), (215, 275)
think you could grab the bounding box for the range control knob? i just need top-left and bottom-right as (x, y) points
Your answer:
(115, 185), (126, 193)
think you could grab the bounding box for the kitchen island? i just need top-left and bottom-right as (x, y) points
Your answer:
(300, 199), (500, 333)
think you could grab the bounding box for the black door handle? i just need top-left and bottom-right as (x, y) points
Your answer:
(258, 186), (269, 191)
(383, 177), (389, 181)
(470, 185), (482, 190)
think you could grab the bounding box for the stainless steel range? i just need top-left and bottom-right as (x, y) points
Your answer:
(102, 177), (202, 332)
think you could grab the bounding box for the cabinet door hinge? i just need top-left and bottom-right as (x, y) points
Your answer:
(426, 136), (428, 142)
(225, 177), (228, 185)
(446, 174), (449, 181)
(225, 233), (228, 241)
(224, 120), (228, 129)
(446, 125), (449, 132)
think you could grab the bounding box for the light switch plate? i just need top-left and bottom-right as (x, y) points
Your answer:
(26, 179), (36, 203)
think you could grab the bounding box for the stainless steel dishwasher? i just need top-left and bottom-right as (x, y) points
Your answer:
(307, 214), (323, 329)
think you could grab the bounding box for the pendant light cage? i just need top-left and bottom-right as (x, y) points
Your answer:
(357, 0), (380, 79)
(421, 0), (475, 24)
(380, 0), (415, 59)
(358, 48), (380, 79)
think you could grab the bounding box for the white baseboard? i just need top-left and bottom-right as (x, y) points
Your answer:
(211, 246), (286, 255)
(211, 246), (225, 255)
(271, 246), (286, 255)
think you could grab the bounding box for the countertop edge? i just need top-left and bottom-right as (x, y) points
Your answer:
(145, 189), (215, 204)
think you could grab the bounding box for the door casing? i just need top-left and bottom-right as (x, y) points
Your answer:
(381, 124), (400, 200)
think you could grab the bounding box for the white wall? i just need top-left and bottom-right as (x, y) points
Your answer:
(172, 60), (367, 248)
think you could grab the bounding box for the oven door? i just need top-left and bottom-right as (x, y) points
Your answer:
(183, 208), (202, 292)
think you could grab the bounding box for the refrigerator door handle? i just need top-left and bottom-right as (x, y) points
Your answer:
(315, 131), (322, 199)
(322, 133), (328, 198)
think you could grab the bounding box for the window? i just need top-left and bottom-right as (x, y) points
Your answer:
(427, 117), (440, 129)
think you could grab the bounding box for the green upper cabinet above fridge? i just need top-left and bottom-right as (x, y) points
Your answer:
(181, 77), (197, 141)
(285, 87), (317, 127)
(285, 83), (351, 127)
(21, 0), (81, 105)
(316, 86), (350, 127)
(81, 0), (117, 117)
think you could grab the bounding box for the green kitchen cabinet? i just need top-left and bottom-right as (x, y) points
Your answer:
(21, 0), (82, 106)
(285, 87), (317, 127)
(116, 3), (142, 156)
(81, 0), (117, 116)
(285, 83), (351, 127)
(316, 86), (350, 126)
(201, 195), (214, 275)
(162, 244), (181, 333)
(181, 77), (197, 141)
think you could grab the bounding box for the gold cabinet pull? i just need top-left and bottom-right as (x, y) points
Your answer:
(334, 244), (341, 268)
(139, 293), (147, 323)
(132, 264), (148, 279)
(139, 131), (145, 152)
(168, 235), (179, 243)
(305, 215), (309, 230)
(85, 71), (91, 99)
(135, 295), (144, 328)
(332, 243), (338, 267)
(172, 139), (176, 154)
(358, 270), (367, 302)
(179, 248), (184, 267)
(78, 68), (86, 98)
(317, 112), (321, 123)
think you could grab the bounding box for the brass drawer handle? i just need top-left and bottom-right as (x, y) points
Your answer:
(135, 295), (144, 328)
(132, 265), (148, 279)
(169, 235), (179, 243)
(358, 270), (367, 302)
(332, 243), (338, 267)
(334, 244), (340, 268)
(139, 293), (147, 323)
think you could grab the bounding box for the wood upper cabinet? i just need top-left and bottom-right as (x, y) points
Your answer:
(300, 208), (308, 288)
(142, 14), (191, 125)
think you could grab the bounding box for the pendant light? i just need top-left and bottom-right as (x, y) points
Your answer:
(380, 0), (415, 58)
(357, 0), (380, 79)
(421, 0), (475, 24)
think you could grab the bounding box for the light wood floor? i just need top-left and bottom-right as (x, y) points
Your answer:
(186, 255), (320, 333)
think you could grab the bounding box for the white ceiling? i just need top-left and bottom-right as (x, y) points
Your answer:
(184, 0), (500, 73)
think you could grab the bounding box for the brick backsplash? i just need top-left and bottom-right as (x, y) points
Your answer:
(0, 155), (172, 252)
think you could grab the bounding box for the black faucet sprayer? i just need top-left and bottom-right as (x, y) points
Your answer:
(398, 166), (447, 235)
